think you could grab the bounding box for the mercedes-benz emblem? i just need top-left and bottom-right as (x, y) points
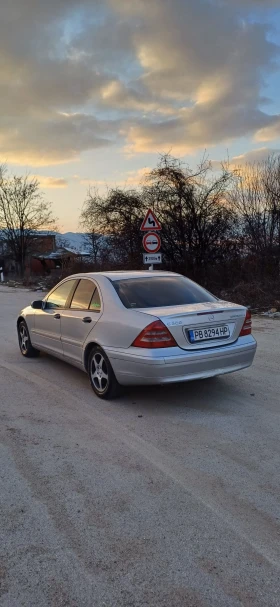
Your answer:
(208, 315), (215, 321)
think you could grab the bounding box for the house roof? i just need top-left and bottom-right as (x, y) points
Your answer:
(32, 247), (90, 260)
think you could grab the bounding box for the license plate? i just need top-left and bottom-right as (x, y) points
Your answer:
(188, 325), (230, 343)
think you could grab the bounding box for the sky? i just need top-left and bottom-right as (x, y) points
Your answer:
(1, 0), (280, 232)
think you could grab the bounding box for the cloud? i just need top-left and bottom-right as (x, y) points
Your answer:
(0, 113), (119, 166)
(0, 0), (280, 165)
(230, 148), (280, 165)
(79, 167), (150, 188)
(101, 80), (174, 115)
(115, 0), (280, 153)
(33, 176), (68, 189)
(0, 0), (118, 165)
(211, 147), (280, 170)
(79, 179), (108, 187)
(121, 167), (150, 185)
(255, 118), (280, 143)
(113, 0), (278, 100)
(124, 107), (274, 156)
(220, 1), (280, 5)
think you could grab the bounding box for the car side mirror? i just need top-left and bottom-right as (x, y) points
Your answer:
(31, 300), (43, 309)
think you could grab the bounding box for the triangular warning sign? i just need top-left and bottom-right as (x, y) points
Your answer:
(140, 208), (162, 231)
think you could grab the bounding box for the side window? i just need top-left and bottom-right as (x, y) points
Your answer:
(89, 287), (101, 312)
(70, 279), (96, 310)
(46, 280), (76, 309)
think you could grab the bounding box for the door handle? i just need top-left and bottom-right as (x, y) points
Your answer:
(54, 313), (61, 319)
(82, 317), (92, 323)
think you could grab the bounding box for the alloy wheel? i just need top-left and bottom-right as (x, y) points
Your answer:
(19, 324), (29, 354)
(90, 352), (109, 394)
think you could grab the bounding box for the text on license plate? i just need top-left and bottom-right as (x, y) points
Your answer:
(188, 325), (230, 343)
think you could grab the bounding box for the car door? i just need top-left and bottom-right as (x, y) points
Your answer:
(32, 279), (77, 356)
(60, 279), (102, 365)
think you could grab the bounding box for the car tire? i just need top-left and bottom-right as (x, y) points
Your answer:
(88, 346), (121, 400)
(18, 320), (40, 358)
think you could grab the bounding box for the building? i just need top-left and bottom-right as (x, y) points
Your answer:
(0, 231), (89, 278)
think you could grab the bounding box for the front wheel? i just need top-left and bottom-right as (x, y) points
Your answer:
(18, 321), (40, 358)
(88, 346), (121, 400)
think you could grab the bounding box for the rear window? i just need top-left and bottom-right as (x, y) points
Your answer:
(112, 276), (216, 309)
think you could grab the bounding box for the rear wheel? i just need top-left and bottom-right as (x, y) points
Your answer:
(88, 346), (121, 400)
(18, 321), (40, 358)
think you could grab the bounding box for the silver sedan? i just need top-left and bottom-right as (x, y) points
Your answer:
(17, 271), (257, 399)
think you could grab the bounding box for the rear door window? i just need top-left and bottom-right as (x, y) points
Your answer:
(70, 279), (96, 310)
(112, 277), (216, 309)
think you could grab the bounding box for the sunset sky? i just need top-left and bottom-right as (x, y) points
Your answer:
(1, 0), (280, 231)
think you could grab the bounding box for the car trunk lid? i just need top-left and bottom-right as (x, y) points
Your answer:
(137, 301), (246, 350)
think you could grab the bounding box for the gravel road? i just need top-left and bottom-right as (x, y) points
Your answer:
(0, 287), (279, 607)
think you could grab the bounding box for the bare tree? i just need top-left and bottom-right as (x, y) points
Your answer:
(81, 187), (143, 268)
(0, 166), (56, 277)
(82, 231), (103, 265)
(79, 153), (280, 294)
(144, 154), (236, 281)
(228, 155), (280, 262)
(262, 154), (280, 257)
(79, 155), (237, 279)
(80, 189), (105, 266)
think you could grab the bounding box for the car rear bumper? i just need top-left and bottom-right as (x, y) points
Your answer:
(107, 336), (257, 386)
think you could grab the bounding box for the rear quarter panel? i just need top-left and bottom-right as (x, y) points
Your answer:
(85, 307), (158, 350)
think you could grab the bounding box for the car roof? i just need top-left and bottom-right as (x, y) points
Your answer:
(70, 270), (180, 282)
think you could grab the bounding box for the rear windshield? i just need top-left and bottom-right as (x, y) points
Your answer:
(112, 276), (216, 309)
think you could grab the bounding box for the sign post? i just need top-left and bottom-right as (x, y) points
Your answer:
(140, 209), (162, 270)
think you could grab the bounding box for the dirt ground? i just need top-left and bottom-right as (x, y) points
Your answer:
(0, 286), (279, 607)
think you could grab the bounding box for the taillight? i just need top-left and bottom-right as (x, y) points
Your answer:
(132, 320), (177, 348)
(239, 310), (252, 336)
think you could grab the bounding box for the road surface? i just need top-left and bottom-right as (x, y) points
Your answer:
(0, 286), (279, 607)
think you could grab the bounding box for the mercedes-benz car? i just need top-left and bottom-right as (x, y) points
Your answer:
(17, 271), (257, 399)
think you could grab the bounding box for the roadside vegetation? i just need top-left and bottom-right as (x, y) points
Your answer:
(1, 153), (280, 310)
(80, 153), (280, 309)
